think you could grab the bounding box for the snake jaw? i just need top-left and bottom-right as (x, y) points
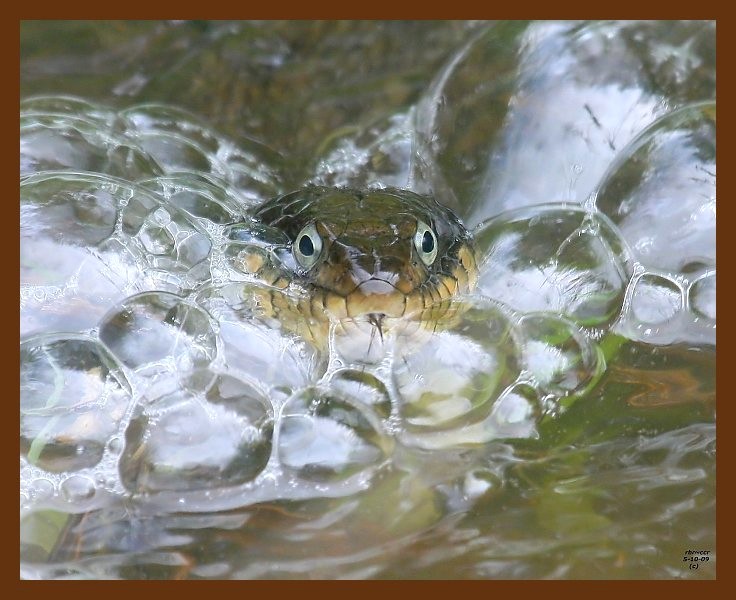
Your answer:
(341, 278), (408, 319)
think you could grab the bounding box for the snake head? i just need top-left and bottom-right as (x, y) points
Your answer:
(253, 187), (477, 320)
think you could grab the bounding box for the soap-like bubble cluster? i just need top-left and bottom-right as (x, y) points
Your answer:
(20, 88), (715, 516)
(595, 102), (716, 346)
(20, 99), (301, 513)
(416, 20), (715, 351)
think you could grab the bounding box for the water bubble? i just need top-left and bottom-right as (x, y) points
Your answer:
(309, 112), (414, 190)
(21, 172), (119, 246)
(393, 298), (522, 448)
(416, 22), (709, 220)
(21, 95), (103, 117)
(171, 189), (237, 225)
(219, 243), (298, 291)
(136, 131), (217, 175)
(140, 175), (244, 225)
(486, 383), (539, 437)
(330, 316), (397, 366)
(20, 173), (152, 337)
(107, 437), (124, 454)
(689, 272), (715, 321)
(629, 273), (683, 325)
(400, 381), (540, 451)
(615, 270), (710, 345)
(119, 102), (281, 199)
(140, 220), (176, 255)
(325, 369), (393, 419)
(20, 334), (131, 473)
(20, 102), (162, 180)
(30, 478), (56, 501)
(120, 382), (272, 493)
(152, 207), (172, 226)
(223, 221), (290, 246)
(219, 145), (282, 203)
(184, 370), (272, 419)
(120, 189), (212, 284)
(98, 291), (216, 372)
(196, 283), (321, 389)
(104, 143), (164, 180)
(21, 120), (109, 176)
(277, 388), (391, 482)
(60, 475), (97, 502)
(474, 206), (631, 328)
(518, 314), (601, 398)
(120, 103), (222, 153)
(595, 102), (715, 276)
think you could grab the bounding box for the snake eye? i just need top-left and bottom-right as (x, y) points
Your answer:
(414, 220), (438, 266)
(293, 222), (323, 270)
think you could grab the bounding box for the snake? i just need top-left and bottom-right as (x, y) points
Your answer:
(231, 186), (479, 346)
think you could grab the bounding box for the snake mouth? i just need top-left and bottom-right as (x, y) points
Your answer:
(340, 277), (408, 319)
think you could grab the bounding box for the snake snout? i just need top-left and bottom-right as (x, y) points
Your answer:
(344, 277), (406, 318)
